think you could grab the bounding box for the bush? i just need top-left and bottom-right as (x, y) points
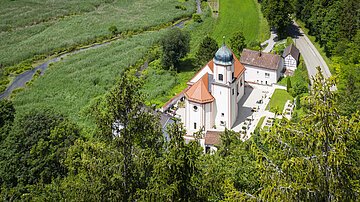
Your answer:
(175, 5), (187, 10)
(108, 26), (118, 35)
(192, 14), (202, 23)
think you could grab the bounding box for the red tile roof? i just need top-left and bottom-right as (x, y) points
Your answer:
(184, 73), (214, 104)
(240, 49), (281, 70)
(233, 54), (246, 78)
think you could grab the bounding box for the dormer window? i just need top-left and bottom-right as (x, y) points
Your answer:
(218, 74), (223, 81)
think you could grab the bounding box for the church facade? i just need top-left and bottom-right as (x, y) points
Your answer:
(183, 44), (246, 136)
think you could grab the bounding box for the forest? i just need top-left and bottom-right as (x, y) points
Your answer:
(0, 0), (359, 201)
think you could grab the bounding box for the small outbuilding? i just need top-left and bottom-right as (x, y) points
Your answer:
(282, 44), (300, 71)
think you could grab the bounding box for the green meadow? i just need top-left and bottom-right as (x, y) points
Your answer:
(212, 0), (269, 44)
(13, 31), (166, 128)
(0, 0), (194, 66)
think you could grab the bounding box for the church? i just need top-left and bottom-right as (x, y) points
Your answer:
(183, 43), (245, 142)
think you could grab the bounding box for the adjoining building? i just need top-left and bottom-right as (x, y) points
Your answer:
(182, 44), (245, 150)
(240, 49), (284, 85)
(282, 44), (300, 71)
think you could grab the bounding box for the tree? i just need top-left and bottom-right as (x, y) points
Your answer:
(250, 69), (360, 201)
(196, 36), (218, 66)
(0, 110), (80, 199)
(161, 28), (190, 69)
(141, 120), (204, 201)
(91, 70), (164, 201)
(286, 77), (292, 92)
(229, 32), (246, 57)
(261, 0), (293, 38)
(0, 100), (15, 141)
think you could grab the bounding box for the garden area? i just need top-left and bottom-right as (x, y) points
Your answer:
(267, 89), (293, 113)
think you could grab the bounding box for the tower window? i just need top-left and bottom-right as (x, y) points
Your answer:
(232, 88), (234, 95)
(194, 122), (197, 129)
(218, 74), (223, 81)
(265, 73), (270, 78)
(221, 113), (224, 117)
(232, 72), (234, 80)
(193, 106), (198, 111)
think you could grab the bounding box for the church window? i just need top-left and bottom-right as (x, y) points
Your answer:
(220, 121), (225, 126)
(232, 88), (234, 95)
(221, 113), (224, 117)
(218, 74), (223, 81)
(194, 122), (197, 129)
(265, 73), (270, 78)
(193, 106), (198, 111)
(232, 72), (234, 80)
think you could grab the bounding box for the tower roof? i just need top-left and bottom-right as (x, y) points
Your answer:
(184, 73), (214, 104)
(214, 44), (233, 65)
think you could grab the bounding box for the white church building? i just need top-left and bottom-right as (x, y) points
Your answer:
(182, 44), (245, 150)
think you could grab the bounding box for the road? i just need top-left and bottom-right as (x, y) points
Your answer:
(289, 21), (332, 83)
(261, 30), (277, 53)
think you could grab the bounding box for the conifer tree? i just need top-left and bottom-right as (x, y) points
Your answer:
(250, 69), (360, 201)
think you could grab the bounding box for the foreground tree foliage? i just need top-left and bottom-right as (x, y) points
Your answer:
(250, 70), (360, 201)
(140, 120), (204, 201)
(90, 70), (164, 200)
(0, 110), (81, 200)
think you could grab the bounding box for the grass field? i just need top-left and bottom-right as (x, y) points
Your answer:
(211, 0), (269, 44)
(267, 89), (293, 113)
(0, 0), (194, 67)
(13, 30), (165, 128)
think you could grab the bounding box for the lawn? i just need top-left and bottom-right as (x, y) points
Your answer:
(255, 116), (266, 131)
(211, 0), (269, 44)
(13, 30), (166, 129)
(267, 89), (293, 113)
(0, 0), (195, 67)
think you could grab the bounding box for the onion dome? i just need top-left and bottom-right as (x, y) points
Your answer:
(214, 44), (233, 65)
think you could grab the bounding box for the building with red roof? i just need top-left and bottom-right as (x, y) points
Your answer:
(182, 44), (245, 150)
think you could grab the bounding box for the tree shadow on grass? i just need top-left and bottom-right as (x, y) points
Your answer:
(176, 57), (198, 73)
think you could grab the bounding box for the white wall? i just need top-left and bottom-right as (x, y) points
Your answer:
(244, 65), (278, 85)
(185, 100), (212, 135)
(212, 84), (231, 129)
(284, 55), (297, 71)
(189, 65), (213, 84)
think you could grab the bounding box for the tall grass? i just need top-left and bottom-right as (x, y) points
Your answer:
(0, 0), (195, 66)
(212, 0), (269, 44)
(13, 30), (166, 128)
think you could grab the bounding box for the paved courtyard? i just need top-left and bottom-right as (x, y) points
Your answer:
(232, 83), (284, 139)
(172, 83), (287, 140)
